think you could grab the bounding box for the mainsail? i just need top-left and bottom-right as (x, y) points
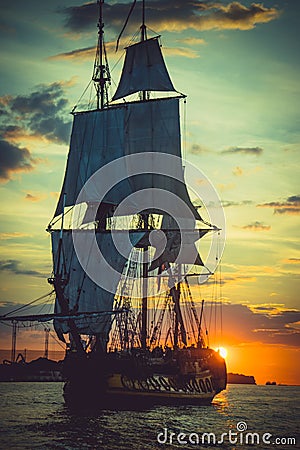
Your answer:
(54, 98), (200, 221)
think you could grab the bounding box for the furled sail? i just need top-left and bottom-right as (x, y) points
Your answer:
(112, 37), (176, 101)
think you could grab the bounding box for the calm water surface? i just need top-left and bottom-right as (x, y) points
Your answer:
(0, 383), (299, 449)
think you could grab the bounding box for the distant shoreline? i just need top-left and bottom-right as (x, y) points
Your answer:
(0, 349), (65, 363)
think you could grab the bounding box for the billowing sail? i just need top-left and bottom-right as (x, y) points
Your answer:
(51, 230), (143, 340)
(54, 107), (127, 217)
(112, 37), (176, 101)
(54, 98), (200, 221)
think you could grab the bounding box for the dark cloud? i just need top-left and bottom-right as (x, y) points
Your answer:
(222, 146), (263, 155)
(0, 139), (36, 182)
(0, 260), (45, 278)
(10, 84), (68, 116)
(61, 1), (280, 35)
(0, 82), (71, 146)
(287, 195), (300, 203)
(257, 195), (300, 215)
(0, 83), (72, 181)
(220, 303), (300, 347)
(241, 221), (271, 231)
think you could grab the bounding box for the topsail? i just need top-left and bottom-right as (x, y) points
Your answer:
(112, 38), (176, 101)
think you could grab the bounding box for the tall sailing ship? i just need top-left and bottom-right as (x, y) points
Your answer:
(1, 1), (227, 406)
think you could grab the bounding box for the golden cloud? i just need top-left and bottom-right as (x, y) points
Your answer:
(241, 221), (271, 231)
(258, 195), (300, 215)
(232, 166), (243, 176)
(24, 192), (47, 202)
(0, 232), (30, 240)
(163, 47), (200, 59)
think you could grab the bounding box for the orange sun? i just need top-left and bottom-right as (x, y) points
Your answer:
(218, 347), (228, 359)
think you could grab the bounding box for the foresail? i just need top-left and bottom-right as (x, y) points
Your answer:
(112, 38), (176, 101)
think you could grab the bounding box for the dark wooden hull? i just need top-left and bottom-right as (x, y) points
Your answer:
(62, 347), (227, 408)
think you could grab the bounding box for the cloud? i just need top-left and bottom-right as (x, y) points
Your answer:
(222, 275), (257, 285)
(0, 232), (29, 240)
(179, 37), (206, 45)
(241, 221), (271, 231)
(163, 46), (200, 58)
(282, 258), (300, 265)
(222, 199), (253, 207)
(62, 1), (280, 35)
(222, 146), (263, 155)
(0, 260), (45, 278)
(49, 46), (95, 61)
(257, 195), (300, 215)
(48, 41), (201, 64)
(49, 43), (117, 62)
(0, 139), (37, 182)
(217, 183), (235, 192)
(219, 303), (300, 347)
(25, 193), (46, 202)
(202, 274), (257, 287)
(232, 166), (243, 176)
(190, 143), (211, 154)
(0, 83), (71, 182)
(0, 82), (72, 147)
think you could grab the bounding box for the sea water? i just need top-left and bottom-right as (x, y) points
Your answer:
(0, 383), (299, 449)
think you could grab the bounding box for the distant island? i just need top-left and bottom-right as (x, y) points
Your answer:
(227, 372), (256, 385)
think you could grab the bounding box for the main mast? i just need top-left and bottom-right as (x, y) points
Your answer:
(140, 0), (148, 349)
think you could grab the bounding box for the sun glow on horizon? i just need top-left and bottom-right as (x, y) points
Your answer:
(218, 347), (228, 359)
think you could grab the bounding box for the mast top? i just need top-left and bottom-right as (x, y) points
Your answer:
(92, 0), (110, 109)
(141, 0), (146, 42)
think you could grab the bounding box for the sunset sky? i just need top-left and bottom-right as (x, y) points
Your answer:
(0, 0), (299, 385)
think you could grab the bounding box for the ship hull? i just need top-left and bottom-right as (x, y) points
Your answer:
(62, 348), (227, 408)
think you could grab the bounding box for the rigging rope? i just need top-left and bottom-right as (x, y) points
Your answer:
(1, 291), (55, 318)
